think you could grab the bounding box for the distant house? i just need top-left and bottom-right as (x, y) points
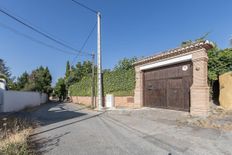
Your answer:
(0, 77), (7, 90)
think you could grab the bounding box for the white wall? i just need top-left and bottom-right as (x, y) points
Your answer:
(0, 90), (48, 113)
(40, 93), (48, 104)
(0, 90), (3, 112)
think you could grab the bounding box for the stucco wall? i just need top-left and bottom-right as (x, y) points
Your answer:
(0, 90), (48, 112)
(219, 72), (232, 110)
(40, 93), (48, 104)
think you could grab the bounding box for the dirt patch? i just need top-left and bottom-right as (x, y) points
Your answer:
(177, 106), (232, 131)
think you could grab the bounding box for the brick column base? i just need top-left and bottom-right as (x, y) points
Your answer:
(190, 86), (210, 116)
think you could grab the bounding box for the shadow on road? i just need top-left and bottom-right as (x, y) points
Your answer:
(30, 131), (71, 155)
(31, 112), (104, 136)
(28, 102), (99, 154)
(30, 102), (88, 126)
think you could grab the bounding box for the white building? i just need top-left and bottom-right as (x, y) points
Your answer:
(0, 78), (7, 90)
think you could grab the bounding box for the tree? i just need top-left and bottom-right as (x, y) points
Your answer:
(65, 61), (71, 78)
(54, 78), (67, 101)
(64, 63), (81, 88)
(73, 62), (83, 82)
(208, 48), (232, 83)
(82, 61), (92, 75)
(0, 59), (11, 78)
(24, 66), (52, 95)
(207, 47), (232, 103)
(16, 72), (29, 90)
(65, 61), (94, 87)
(7, 79), (18, 90)
(0, 58), (17, 90)
(114, 57), (137, 71)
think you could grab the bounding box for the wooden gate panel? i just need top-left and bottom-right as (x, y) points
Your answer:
(182, 76), (192, 111)
(151, 80), (166, 108)
(144, 80), (152, 107)
(143, 61), (193, 111)
(167, 78), (184, 110)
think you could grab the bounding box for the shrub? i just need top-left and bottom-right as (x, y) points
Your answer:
(69, 69), (135, 96)
(208, 48), (232, 82)
(69, 76), (93, 96)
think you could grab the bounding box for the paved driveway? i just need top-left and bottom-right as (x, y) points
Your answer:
(30, 103), (232, 155)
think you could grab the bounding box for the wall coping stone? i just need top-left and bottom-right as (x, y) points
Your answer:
(133, 40), (214, 66)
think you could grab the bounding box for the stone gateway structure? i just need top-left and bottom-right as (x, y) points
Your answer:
(133, 41), (214, 116)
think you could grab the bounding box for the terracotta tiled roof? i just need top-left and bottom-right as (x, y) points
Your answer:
(133, 40), (214, 66)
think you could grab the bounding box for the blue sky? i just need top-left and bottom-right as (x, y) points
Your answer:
(0, 0), (231, 85)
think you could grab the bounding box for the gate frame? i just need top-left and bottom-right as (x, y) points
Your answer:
(133, 41), (214, 116)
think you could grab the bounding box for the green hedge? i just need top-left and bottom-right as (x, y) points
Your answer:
(69, 69), (135, 96)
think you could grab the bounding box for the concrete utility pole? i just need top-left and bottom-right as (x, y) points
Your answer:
(70, 1), (103, 109)
(97, 12), (103, 110)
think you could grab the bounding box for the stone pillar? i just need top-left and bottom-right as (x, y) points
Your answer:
(134, 66), (143, 108)
(190, 49), (210, 116)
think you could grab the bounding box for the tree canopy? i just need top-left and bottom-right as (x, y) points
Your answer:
(0, 59), (11, 79)
(0, 58), (17, 90)
(16, 72), (29, 90)
(24, 66), (52, 94)
(54, 78), (67, 101)
(64, 60), (93, 88)
(208, 48), (232, 82)
(114, 57), (137, 71)
(65, 61), (71, 78)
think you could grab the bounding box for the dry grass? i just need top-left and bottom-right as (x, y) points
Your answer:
(189, 119), (232, 131)
(177, 106), (232, 131)
(0, 128), (32, 155)
(0, 115), (35, 155)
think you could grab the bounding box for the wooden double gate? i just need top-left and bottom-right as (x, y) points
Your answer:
(143, 61), (193, 112)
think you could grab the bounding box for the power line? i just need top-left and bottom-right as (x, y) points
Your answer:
(80, 22), (97, 52)
(71, 0), (98, 14)
(0, 22), (78, 55)
(0, 7), (91, 55)
(69, 0), (99, 65)
(0, 5), (98, 70)
(1, 6), (74, 48)
(71, 21), (97, 65)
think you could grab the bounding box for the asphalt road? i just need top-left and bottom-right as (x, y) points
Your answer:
(29, 103), (232, 155)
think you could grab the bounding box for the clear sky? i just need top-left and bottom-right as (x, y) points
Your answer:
(0, 0), (231, 85)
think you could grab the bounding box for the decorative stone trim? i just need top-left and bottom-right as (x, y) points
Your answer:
(140, 54), (192, 71)
(133, 41), (213, 66)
